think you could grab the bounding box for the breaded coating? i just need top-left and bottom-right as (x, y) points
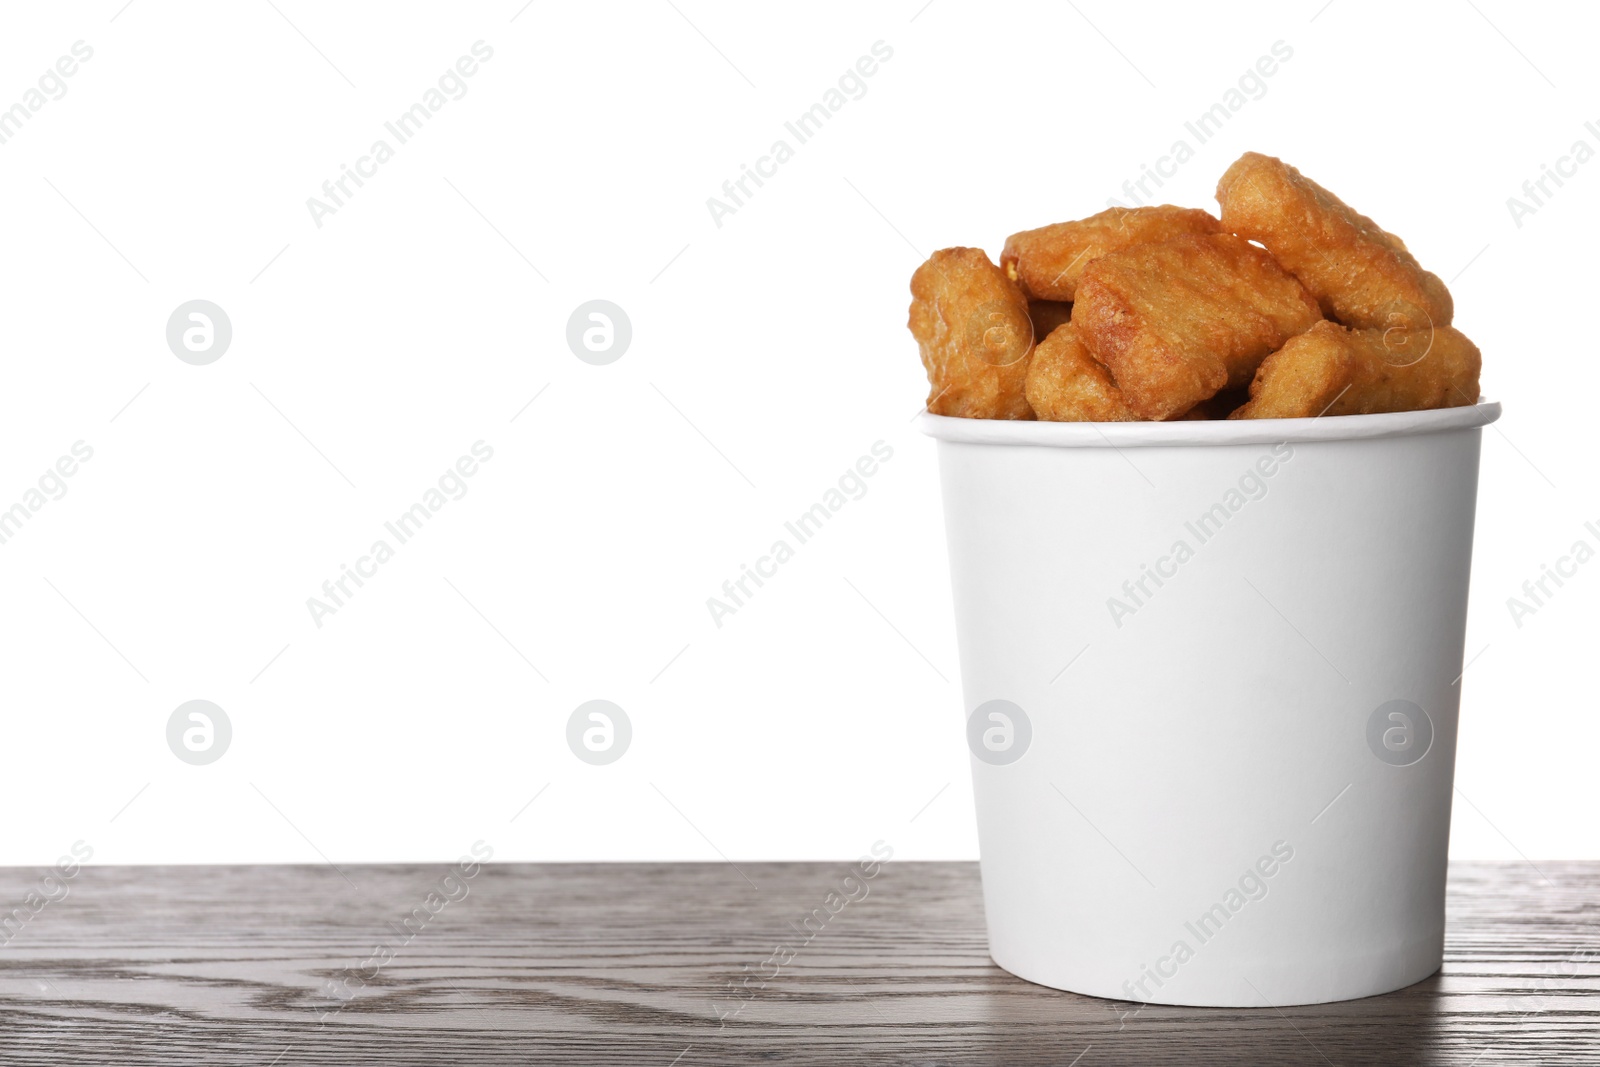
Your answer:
(1073, 233), (1322, 420)
(1025, 324), (1139, 422)
(908, 247), (1035, 420)
(1029, 300), (1074, 341)
(1231, 320), (1481, 419)
(1002, 205), (1221, 302)
(1216, 152), (1453, 330)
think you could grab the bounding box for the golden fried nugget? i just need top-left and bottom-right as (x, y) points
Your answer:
(1216, 152), (1453, 330)
(1029, 300), (1074, 341)
(1231, 320), (1481, 419)
(1073, 233), (1322, 420)
(908, 247), (1035, 420)
(1001, 205), (1221, 302)
(1025, 324), (1139, 422)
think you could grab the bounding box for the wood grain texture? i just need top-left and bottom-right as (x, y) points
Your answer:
(0, 861), (1595, 1065)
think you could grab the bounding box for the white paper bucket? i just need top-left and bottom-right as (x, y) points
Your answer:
(921, 401), (1501, 1007)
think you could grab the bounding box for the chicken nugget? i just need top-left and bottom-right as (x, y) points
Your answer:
(1029, 300), (1074, 341)
(1073, 233), (1322, 420)
(1216, 152), (1453, 330)
(908, 247), (1035, 420)
(1025, 324), (1139, 422)
(1231, 320), (1481, 419)
(1001, 205), (1221, 302)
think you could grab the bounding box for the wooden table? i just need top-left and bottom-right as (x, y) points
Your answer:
(0, 861), (1594, 1064)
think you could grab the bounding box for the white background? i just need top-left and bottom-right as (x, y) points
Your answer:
(0, 0), (1594, 866)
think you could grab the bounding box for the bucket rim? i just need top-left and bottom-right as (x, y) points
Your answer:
(917, 399), (1501, 449)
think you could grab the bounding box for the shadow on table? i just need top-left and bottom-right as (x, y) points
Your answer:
(970, 969), (1452, 1067)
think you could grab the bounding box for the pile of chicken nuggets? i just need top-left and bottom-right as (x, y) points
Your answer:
(908, 152), (1482, 422)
